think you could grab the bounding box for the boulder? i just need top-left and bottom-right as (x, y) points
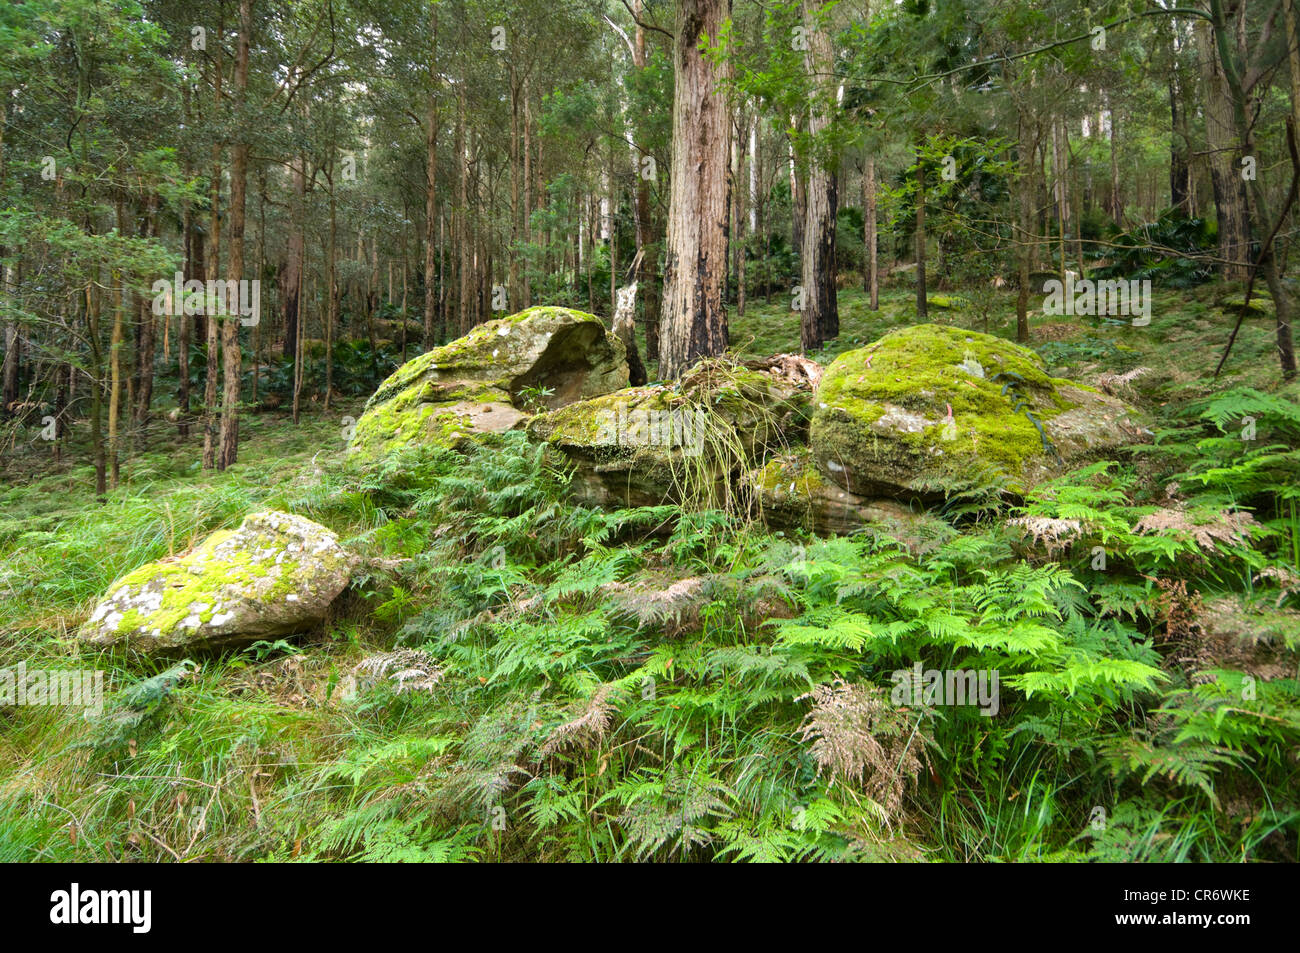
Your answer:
(349, 306), (628, 461)
(79, 511), (356, 654)
(810, 323), (1148, 499)
(746, 447), (926, 536)
(526, 356), (817, 509)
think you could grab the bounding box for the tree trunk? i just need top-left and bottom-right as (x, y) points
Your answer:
(914, 154), (927, 319)
(282, 154), (305, 361)
(1016, 131), (1035, 344)
(424, 9), (439, 346)
(659, 0), (731, 379)
(325, 169), (336, 411)
(219, 0), (251, 471)
(1196, 15), (1250, 280)
(800, 2), (839, 352)
(202, 33), (223, 470)
(632, 3), (659, 367)
(864, 157), (879, 310)
(1168, 22), (1190, 211)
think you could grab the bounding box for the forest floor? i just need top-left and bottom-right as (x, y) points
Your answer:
(2, 286), (1297, 862)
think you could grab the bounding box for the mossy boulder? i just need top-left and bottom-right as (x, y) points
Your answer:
(810, 324), (1148, 498)
(527, 357), (817, 509)
(350, 306), (629, 461)
(79, 511), (357, 654)
(746, 447), (925, 536)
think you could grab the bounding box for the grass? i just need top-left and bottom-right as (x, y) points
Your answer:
(0, 285), (1296, 863)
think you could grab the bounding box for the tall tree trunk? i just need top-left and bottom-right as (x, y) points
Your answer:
(1207, 0), (1295, 378)
(523, 78), (533, 309)
(659, 0), (731, 379)
(1108, 97), (1122, 227)
(178, 197), (198, 438)
(1168, 19), (1190, 211)
(864, 157), (879, 310)
(914, 154), (928, 319)
(325, 168), (337, 411)
(87, 283), (106, 497)
(456, 85), (469, 336)
(1196, 14), (1250, 280)
(1016, 134), (1035, 344)
(219, 0), (251, 470)
(632, 2), (659, 365)
(108, 204), (126, 490)
(423, 9), (439, 346)
(800, 1), (839, 352)
(282, 155), (305, 360)
(202, 31), (223, 470)
(135, 196), (158, 430)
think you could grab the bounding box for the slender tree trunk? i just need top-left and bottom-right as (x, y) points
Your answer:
(523, 78), (533, 309)
(864, 157), (879, 310)
(456, 85), (469, 336)
(423, 10), (439, 346)
(1016, 131), (1035, 344)
(659, 0), (731, 379)
(283, 154), (305, 360)
(914, 154), (928, 320)
(1168, 21), (1190, 211)
(202, 34), (223, 470)
(632, 1), (658, 366)
(218, 0), (251, 470)
(325, 169), (336, 411)
(87, 283), (106, 497)
(1108, 97), (1122, 227)
(108, 204), (126, 490)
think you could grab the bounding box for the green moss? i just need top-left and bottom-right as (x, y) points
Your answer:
(353, 306), (624, 464)
(813, 324), (1085, 491)
(754, 452), (828, 496)
(100, 520), (320, 643)
(528, 386), (678, 446)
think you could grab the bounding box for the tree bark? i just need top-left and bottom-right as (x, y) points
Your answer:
(864, 157), (879, 310)
(799, 1), (839, 352)
(659, 0), (731, 379)
(914, 154), (928, 320)
(1196, 15), (1250, 280)
(424, 9), (440, 346)
(219, 0), (251, 470)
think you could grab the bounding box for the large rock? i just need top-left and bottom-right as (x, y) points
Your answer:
(810, 324), (1147, 498)
(526, 356), (817, 509)
(746, 447), (927, 536)
(79, 511), (356, 654)
(350, 306), (628, 461)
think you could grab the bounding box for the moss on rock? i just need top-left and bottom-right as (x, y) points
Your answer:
(350, 307), (628, 462)
(79, 511), (356, 654)
(811, 323), (1148, 497)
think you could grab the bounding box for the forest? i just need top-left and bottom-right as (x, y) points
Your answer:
(0, 0), (1298, 867)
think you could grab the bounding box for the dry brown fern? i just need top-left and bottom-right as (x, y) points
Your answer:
(1134, 506), (1259, 552)
(797, 679), (928, 818)
(354, 648), (444, 695)
(539, 684), (621, 757)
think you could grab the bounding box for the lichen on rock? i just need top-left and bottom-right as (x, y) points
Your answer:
(527, 356), (817, 510)
(349, 306), (629, 461)
(79, 511), (357, 654)
(810, 323), (1148, 498)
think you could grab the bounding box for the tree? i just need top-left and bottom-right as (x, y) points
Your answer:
(659, 0), (731, 379)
